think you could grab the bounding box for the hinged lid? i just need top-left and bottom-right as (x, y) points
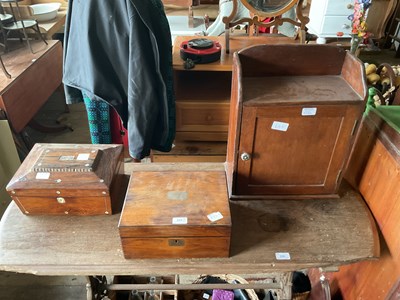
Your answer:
(6, 143), (123, 197)
(119, 170), (231, 238)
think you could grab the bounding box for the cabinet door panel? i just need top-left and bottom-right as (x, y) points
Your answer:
(236, 105), (356, 196)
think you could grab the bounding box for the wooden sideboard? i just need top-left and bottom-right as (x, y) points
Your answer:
(152, 35), (296, 162)
(309, 106), (400, 299)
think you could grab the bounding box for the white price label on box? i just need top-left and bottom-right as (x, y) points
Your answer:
(275, 252), (291, 260)
(172, 217), (188, 225)
(36, 172), (50, 180)
(77, 153), (90, 160)
(207, 212), (224, 222)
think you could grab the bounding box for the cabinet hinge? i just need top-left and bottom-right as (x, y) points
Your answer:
(351, 119), (359, 136)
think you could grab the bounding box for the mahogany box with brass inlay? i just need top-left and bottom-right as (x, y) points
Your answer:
(6, 143), (125, 216)
(118, 170), (231, 259)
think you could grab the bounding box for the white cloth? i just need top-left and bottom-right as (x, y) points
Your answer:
(206, 0), (250, 36)
(206, 0), (297, 38)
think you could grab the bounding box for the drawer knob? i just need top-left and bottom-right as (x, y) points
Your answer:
(347, 4), (354, 9)
(241, 152), (251, 161)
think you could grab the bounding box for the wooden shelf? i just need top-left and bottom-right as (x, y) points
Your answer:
(242, 75), (363, 105)
(152, 141), (226, 162)
(174, 70), (231, 102)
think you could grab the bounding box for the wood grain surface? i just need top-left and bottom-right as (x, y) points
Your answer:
(6, 143), (124, 215)
(316, 109), (400, 299)
(0, 40), (61, 133)
(0, 163), (379, 276)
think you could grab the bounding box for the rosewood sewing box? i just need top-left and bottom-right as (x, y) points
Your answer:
(6, 143), (124, 215)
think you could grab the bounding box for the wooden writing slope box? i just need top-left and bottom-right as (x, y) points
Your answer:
(6, 143), (125, 216)
(118, 170), (231, 259)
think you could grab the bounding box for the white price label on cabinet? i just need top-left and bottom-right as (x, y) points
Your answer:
(271, 121), (289, 132)
(172, 217), (188, 225)
(301, 107), (317, 116)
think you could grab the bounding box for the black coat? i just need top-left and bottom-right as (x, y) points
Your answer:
(63, 0), (175, 159)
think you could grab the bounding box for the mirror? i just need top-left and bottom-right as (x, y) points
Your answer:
(242, 0), (297, 17)
(222, 0), (309, 53)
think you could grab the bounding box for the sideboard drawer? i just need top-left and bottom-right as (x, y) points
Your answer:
(176, 101), (230, 132)
(326, 0), (353, 15)
(320, 16), (352, 35)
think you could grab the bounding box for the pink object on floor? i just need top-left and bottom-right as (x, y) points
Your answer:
(212, 289), (234, 300)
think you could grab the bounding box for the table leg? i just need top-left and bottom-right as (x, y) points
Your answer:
(86, 276), (109, 300)
(0, 109), (31, 158)
(188, 5), (194, 28)
(274, 272), (293, 300)
(0, 54), (11, 79)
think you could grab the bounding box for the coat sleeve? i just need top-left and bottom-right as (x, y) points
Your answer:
(62, 0), (84, 104)
(126, 9), (160, 160)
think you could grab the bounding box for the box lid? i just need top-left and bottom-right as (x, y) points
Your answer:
(6, 143), (123, 197)
(119, 171), (231, 238)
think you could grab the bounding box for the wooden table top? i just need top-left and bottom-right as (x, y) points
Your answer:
(173, 35), (297, 71)
(0, 40), (59, 93)
(0, 163), (379, 276)
(0, 40), (62, 133)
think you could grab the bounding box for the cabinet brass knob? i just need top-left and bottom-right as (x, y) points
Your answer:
(240, 152), (251, 161)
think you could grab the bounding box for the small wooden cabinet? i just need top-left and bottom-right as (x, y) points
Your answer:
(226, 44), (368, 199)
